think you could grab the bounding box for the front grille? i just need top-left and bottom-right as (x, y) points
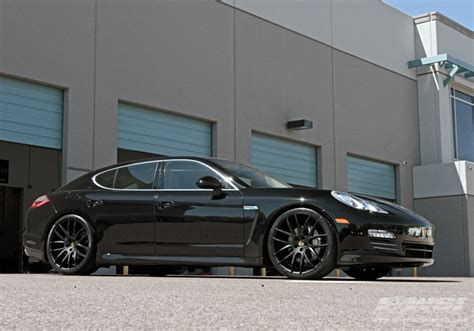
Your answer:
(370, 241), (400, 253)
(403, 243), (433, 258)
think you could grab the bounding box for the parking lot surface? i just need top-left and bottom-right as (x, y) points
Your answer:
(0, 274), (472, 329)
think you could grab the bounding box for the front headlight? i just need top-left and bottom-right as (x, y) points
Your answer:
(331, 191), (388, 214)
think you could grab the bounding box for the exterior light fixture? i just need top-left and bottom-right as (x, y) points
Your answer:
(286, 119), (313, 130)
(368, 229), (396, 239)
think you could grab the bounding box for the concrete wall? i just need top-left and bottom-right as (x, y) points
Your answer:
(222, 0), (416, 79)
(0, 0), (96, 182)
(415, 195), (474, 276)
(0, 0), (420, 211)
(234, 9), (335, 188)
(414, 14), (474, 165)
(332, 50), (419, 206)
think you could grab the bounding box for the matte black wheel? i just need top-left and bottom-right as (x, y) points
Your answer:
(46, 214), (97, 275)
(268, 208), (336, 279)
(344, 267), (391, 280)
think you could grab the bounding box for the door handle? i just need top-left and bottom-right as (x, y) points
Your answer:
(157, 201), (175, 209)
(87, 200), (103, 208)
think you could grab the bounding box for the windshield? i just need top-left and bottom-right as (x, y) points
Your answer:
(213, 160), (290, 188)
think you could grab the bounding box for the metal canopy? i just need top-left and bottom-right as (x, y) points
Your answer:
(408, 53), (474, 86)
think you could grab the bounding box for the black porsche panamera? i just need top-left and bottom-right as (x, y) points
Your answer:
(23, 157), (434, 280)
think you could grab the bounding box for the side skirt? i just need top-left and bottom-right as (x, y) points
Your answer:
(97, 253), (264, 267)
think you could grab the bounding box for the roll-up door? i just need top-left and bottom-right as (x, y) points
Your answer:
(251, 133), (317, 187)
(118, 103), (212, 157)
(0, 76), (63, 149)
(347, 155), (396, 201)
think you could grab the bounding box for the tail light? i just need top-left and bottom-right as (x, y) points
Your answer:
(31, 195), (50, 208)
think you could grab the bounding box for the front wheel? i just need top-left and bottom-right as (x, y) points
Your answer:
(344, 267), (391, 280)
(267, 208), (337, 279)
(46, 214), (97, 275)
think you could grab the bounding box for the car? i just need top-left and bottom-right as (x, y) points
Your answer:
(23, 157), (434, 280)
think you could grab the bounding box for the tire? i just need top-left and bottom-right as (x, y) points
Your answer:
(267, 208), (337, 280)
(46, 214), (97, 275)
(344, 267), (391, 280)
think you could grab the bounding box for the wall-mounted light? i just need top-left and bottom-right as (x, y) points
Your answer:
(286, 119), (313, 130)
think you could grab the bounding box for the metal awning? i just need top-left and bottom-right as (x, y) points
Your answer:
(408, 53), (474, 86)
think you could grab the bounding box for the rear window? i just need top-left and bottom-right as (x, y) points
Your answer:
(95, 169), (116, 188)
(114, 162), (157, 189)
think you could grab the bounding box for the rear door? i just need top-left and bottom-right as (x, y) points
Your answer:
(89, 161), (159, 256)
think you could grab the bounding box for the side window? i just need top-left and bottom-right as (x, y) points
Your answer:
(95, 169), (116, 188)
(162, 161), (229, 190)
(114, 162), (158, 190)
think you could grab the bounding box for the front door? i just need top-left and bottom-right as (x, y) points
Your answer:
(154, 160), (244, 257)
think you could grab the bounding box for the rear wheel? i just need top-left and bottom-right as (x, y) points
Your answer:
(267, 208), (336, 279)
(344, 267), (391, 280)
(46, 214), (97, 275)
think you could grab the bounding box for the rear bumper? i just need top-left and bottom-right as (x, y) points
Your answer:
(24, 246), (45, 261)
(22, 204), (56, 263)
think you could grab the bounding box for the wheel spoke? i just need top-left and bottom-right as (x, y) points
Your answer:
(51, 240), (65, 244)
(303, 250), (315, 268)
(67, 251), (72, 267)
(308, 247), (319, 258)
(290, 252), (297, 272)
(76, 243), (88, 249)
(272, 236), (291, 244)
(76, 229), (87, 242)
(53, 229), (66, 240)
(51, 247), (65, 252)
(294, 215), (302, 235)
(76, 250), (86, 258)
(279, 250), (295, 264)
(273, 244), (292, 256)
(286, 218), (296, 236)
(59, 251), (69, 267)
(298, 252), (304, 274)
(307, 243), (328, 248)
(302, 215), (311, 234)
(275, 228), (293, 237)
(58, 223), (70, 238)
(307, 233), (327, 240)
(53, 249), (67, 262)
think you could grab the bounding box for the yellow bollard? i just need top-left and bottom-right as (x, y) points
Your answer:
(335, 268), (341, 278)
(123, 265), (129, 276)
(229, 266), (236, 276)
(260, 268), (267, 277)
(412, 267), (417, 277)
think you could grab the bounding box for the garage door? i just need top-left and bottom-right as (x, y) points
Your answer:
(251, 133), (317, 187)
(118, 103), (212, 157)
(0, 76), (63, 149)
(347, 155), (396, 201)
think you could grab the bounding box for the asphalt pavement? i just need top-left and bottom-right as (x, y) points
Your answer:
(0, 274), (472, 329)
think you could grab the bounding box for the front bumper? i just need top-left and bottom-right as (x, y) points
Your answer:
(332, 210), (435, 268)
(338, 225), (434, 267)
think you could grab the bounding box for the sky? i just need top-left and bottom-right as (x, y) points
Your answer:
(384, 0), (474, 30)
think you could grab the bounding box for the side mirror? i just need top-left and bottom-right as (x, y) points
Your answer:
(196, 176), (223, 196)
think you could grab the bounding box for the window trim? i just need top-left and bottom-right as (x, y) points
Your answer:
(158, 159), (239, 191)
(92, 159), (238, 191)
(451, 87), (474, 161)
